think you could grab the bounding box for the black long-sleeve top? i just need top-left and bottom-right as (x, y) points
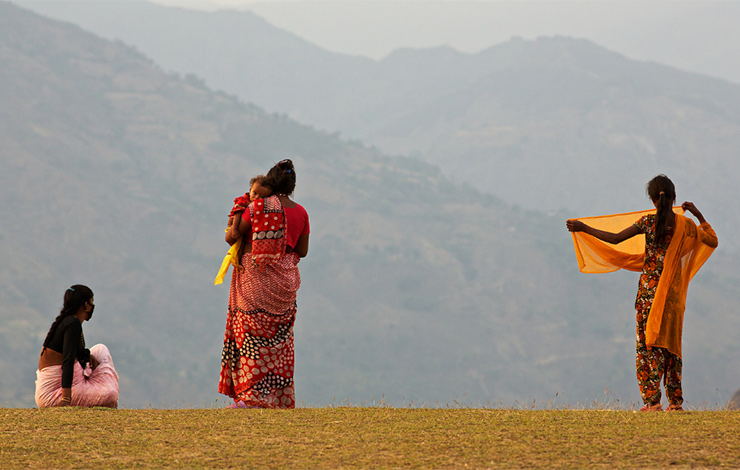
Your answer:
(45, 316), (90, 388)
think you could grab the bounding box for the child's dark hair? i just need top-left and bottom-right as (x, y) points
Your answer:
(42, 285), (94, 349)
(264, 159), (296, 196)
(646, 174), (676, 242)
(250, 174), (270, 189)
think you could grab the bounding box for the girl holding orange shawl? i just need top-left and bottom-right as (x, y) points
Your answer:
(567, 175), (717, 411)
(219, 160), (310, 409)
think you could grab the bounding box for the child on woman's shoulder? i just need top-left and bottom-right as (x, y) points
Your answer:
(227, 175), (273, 240)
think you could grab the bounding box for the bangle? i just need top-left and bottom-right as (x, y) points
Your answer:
(61, 397), (71, 402)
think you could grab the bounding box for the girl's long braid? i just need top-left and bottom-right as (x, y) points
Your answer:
(646, 175), (676, 243)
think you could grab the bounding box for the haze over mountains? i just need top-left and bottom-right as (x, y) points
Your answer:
(242, 0), (740, 85)
(21, 0), (740, 249)
(2, 1), (738, 408)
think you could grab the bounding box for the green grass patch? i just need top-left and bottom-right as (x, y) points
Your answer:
(1, 408), (738, 468)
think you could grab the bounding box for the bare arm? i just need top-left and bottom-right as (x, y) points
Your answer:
(292, 233), (309, 258)
(226, 214), (251, 245)
(226, 213), (243, 243)
(681, 201), (706, 224)
(682, 201), (718, 248)
(566, 219), (641, 245)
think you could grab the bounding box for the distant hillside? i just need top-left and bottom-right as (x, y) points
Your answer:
(19, 0), (740, 252)
(366, 38), (740, 239)
(17, 0), (377, 123)
(1, 2), (738, 408)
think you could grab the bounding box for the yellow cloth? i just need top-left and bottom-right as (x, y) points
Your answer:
(214, 236), (242, 285)
(570, 208), (718, 357)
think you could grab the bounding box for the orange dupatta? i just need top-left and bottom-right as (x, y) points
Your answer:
(570, 208), (718, 357)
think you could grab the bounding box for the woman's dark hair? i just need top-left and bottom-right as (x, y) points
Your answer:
(42, 284), (94, 349)
(646, 174), (676, 242)
(264, 159), (296, 196)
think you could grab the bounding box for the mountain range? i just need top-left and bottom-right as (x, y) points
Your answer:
(1, 1), (738, 408)
(19, 0), (740, 252)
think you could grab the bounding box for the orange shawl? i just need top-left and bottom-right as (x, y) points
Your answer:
(570, 208), (718, 357)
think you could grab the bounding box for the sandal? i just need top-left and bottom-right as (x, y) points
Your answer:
(226, 400), (248, 409)
(226, 400), (262, 409)
(640, 402), (663, 412)
(665, 404), (684, 412)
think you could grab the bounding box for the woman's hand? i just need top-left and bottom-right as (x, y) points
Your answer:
(226, 214), (252, 246)
(225, 225), (242, 246)
(566, 219), (587, 232)
(228, 225), (241, 240)
(60, 388), (72, 406)
(681, 201), (706, 224)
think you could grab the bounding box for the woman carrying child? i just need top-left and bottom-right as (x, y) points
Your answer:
(219, 159), (310, 409)
(567, 175), (717, 411)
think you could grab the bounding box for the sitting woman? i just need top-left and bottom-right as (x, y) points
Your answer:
(35, 285), (119, 408)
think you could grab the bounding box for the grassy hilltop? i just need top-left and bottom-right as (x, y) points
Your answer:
(1, 408), (739, 468)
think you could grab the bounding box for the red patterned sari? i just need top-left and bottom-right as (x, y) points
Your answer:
(218, 196), (301, 408)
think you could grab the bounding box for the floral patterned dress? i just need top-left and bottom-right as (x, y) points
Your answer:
(633, 214), (682, 406)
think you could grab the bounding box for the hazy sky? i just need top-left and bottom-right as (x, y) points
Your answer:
(245, 0), (704, 58)
(144, 0), (739, 83)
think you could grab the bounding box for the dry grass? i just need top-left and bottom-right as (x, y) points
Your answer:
(1, 407), (738, 469)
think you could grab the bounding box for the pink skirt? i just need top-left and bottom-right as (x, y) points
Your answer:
(35, 343), (119, 408)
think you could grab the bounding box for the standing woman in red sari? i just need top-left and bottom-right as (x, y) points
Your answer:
(219, 159), (310, 409)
